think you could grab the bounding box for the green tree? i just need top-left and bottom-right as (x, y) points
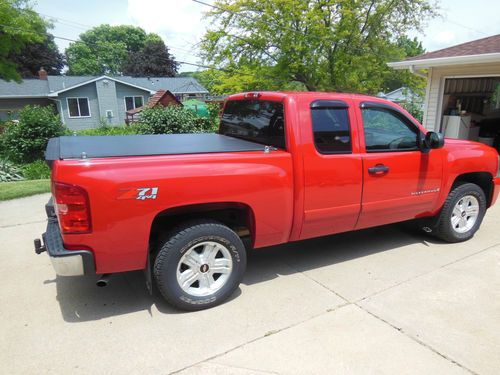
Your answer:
(382, 36), (426, 93)
(122, 40), (178, 77)
(9, 33), (64, 78)
(201, 0), (437, 94)
(66, 24), (163, 75)
(0, 0), (48, 81)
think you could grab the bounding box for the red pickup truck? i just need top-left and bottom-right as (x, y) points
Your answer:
(35, 92), (500, 310)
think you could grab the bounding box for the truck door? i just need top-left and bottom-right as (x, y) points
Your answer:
(355, 102), (443, 230)
(300, 99), (363, 240)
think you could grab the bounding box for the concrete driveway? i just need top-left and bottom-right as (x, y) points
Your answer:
(1, 193), (499, 375)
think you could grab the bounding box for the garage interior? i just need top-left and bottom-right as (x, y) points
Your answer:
(440, 76), (500, 153)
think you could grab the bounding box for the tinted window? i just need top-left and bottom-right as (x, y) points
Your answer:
(311, 108), (351, 153)
(220, 100), (285, 149)
(362, 108), (418, 151)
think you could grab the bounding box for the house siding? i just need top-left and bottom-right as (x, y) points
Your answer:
(95, 78), (120, 126)
(423, 62), (500, 131)
(58, 84), (100, 130)
(0, 98), (53, 120)
(115, 83), (151, 124)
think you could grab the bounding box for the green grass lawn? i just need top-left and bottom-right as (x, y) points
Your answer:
(0, 179), (51, 201)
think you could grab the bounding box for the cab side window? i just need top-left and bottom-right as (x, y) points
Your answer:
(311, 107), (351, 154)
(362, 108), (418, 152)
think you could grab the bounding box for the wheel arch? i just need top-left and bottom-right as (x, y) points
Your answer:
(452, 172), (495, 207)
(149, 202), (256, 251)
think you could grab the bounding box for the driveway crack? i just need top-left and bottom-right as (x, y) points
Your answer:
(0, 219), (46, 229)
(169, 303), (350, 375)
(355, 303), (478, 375)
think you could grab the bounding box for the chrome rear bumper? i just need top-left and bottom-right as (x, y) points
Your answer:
(35, 199), (95, 276)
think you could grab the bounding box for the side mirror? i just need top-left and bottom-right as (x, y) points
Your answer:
(424, 131), (445, 149)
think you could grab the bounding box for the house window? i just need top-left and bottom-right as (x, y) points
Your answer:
(67, 98), (91, 118)
(125, 96), (144, 111)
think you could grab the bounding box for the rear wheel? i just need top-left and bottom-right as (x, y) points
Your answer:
(433, 183), (486, 242)
(153, 220), (246, 311)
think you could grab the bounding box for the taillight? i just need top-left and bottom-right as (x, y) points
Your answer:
(53, 182), (91, 234)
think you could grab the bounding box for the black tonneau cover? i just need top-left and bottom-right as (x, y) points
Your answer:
(45, 133), (266, 160)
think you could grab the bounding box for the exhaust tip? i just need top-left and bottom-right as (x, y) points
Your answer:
(96, 274), (111, 287)
(422, 226), (433, 233)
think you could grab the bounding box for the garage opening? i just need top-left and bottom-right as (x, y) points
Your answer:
(440, 77), (500, 153)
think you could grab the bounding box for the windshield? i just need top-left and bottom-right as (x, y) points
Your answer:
(220, 100), (286, 149)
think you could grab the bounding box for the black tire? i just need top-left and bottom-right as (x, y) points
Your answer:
(433, 182), (487, 243)
(153, 220), (246, 311)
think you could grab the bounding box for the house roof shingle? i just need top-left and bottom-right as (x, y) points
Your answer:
(46, 76), (99, 92)
(0, 79), (49, 97)
(409, 34), (500, 61)
(0, 75), (209, 98)
(118, 77), (208, 94)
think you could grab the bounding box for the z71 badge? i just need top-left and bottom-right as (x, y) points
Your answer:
(118, 187), (159, 200)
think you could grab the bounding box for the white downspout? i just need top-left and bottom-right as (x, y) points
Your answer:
(49, 98), (65, 125)
(409, 65), (428, 79)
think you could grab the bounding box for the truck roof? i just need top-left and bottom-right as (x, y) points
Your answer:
(227, 91), (380, 102)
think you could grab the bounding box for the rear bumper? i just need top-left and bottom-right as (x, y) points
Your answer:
(492, 177), (500, 207)
(35, 199), (95, 276)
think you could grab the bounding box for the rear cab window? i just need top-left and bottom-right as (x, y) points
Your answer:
(220, 100), (286, 149)
(310, 100), (351, 154)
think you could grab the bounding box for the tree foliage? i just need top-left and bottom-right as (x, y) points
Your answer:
(382, 36), (426, 93)
(122, 40), (178, 77)
(201, 0), (437, 94)
(9, 33), (64, 78)
(66, 25), (169, 75)
(0, 0), (48, 81)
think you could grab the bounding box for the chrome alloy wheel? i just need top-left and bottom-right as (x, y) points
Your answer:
(176, 241), (233, 297)
(451, 195), (480, 233)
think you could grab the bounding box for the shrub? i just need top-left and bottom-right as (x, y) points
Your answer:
(207, 103), (222, 132)
(22, 160), (51, 180)
(2, 105), (65, 163)
(74, 125), (140, 136)
(0, 159), (24, 182)
(137, 105), (213, 135)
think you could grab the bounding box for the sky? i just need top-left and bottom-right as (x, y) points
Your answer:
(34, 0), (500, 73)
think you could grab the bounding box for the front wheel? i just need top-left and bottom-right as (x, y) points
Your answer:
(433, 183), (487, 242)
(153, 220), (246, 311)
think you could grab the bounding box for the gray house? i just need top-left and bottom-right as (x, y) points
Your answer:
(0, 71), (209, 129)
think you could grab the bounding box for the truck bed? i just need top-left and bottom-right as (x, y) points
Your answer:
(45, 133), (266, 160)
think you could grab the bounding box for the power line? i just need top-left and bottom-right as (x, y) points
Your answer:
(0, 22), (214, 71)
(43, 13), (201, 60)
(445, 18), (488, 36)
(37, 12), (93, 31)
(193, 0), (493, 52)
(0, 21), (203, 68)
(191, 0), (310, 39)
